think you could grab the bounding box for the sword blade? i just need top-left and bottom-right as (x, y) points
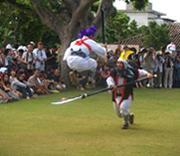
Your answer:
(51, 95), (82, 105)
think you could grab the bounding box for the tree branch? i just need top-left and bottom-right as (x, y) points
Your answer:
(63, 0), (79, 12)
(93, 0), (114, 31)
(30, 0), (64, 37)
(67, 0), (96, 38)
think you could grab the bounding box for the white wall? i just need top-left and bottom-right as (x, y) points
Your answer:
(127, 12), (167, 26)
(126, 12), (149, 26)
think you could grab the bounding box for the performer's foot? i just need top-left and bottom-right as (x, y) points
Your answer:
(122, 123), (129, 129)
(129, 113), (134, 125)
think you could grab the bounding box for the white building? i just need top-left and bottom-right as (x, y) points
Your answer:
(122, 3), (175, 26)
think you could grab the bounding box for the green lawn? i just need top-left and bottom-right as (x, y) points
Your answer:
(0, 88), (180, 156)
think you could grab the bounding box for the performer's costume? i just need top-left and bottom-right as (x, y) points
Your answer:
(63, 26), (106, 73)
(106, 59), (150, 129)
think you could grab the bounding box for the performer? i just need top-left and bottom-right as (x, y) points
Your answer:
(106, 58), (153, 129)
(63, 25), (106, 74)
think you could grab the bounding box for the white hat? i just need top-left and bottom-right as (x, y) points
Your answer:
(17, 45), (24, 51)
(0, 67), (8, 73)
(17, 46), (27, 52)
(30, 41), (35, 46)
(22, 46), (28, 51)
(6, 44), (13, 50)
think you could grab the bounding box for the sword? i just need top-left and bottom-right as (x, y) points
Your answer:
(51, 74), (156, 105)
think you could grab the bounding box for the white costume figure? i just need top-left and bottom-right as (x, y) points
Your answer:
(63, 26), (106, 73)
(106, 58), (152, 129)
(166, 42), (176, 53)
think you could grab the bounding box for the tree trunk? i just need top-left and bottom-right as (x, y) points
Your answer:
(60, 60), (71, 87)
(58, 34), (72, 87)
(30, 0), (114, 87)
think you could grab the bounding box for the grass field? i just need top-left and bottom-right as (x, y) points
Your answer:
(0, 88), (180, 156)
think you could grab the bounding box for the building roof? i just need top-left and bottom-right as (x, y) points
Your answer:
(162, 18), (176, 23)
(123, 10), (166, 17)
(168, 23), (180, 49)
(118, 23), (180, 50)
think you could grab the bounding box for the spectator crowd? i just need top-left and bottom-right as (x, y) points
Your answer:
(0, 41), (179, 104)
(0, 41), (66, 103)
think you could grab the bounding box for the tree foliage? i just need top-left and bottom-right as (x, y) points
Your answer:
(0, 0), (148, 85)
(0, 0), (148, 48)
(105, 11), (139, 43)
(0, 1), (59, 47)
(140, 22), (170, 50)
(124, 0), (148, 10)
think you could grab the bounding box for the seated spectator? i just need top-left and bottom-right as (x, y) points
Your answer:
(9, 70), (33, 99)
(1, 73), (21, 100)
(0, 74), (12, 103)
(27, 70), (49, 95)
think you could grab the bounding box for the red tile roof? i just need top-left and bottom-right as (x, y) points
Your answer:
(118, 23), (180, 50)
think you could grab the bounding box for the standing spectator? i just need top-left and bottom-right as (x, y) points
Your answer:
(4, 49), (14, 70)
(16, 46), (27, 70)
(0, 48), (6, 67)
(22, 44), (35, 75)
(154, 52), (164, 88)
(173, 52), (180, 87)
(33, 41), (47, 71)
(45, 48), (57, 70)
(114, 44), (122, 60)
(138, 48), (147, 69)
(163, 52), (174, 88)
(142, 48), (156, 87)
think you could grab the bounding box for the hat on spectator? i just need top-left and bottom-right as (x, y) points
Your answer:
(30, 41), (35, 46)
(6, 44), (13, 50)
(17, 46), (27, 52)
(0, 67), (8, 73)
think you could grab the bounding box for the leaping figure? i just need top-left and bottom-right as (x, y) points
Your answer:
(63, 25), (106, 78)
